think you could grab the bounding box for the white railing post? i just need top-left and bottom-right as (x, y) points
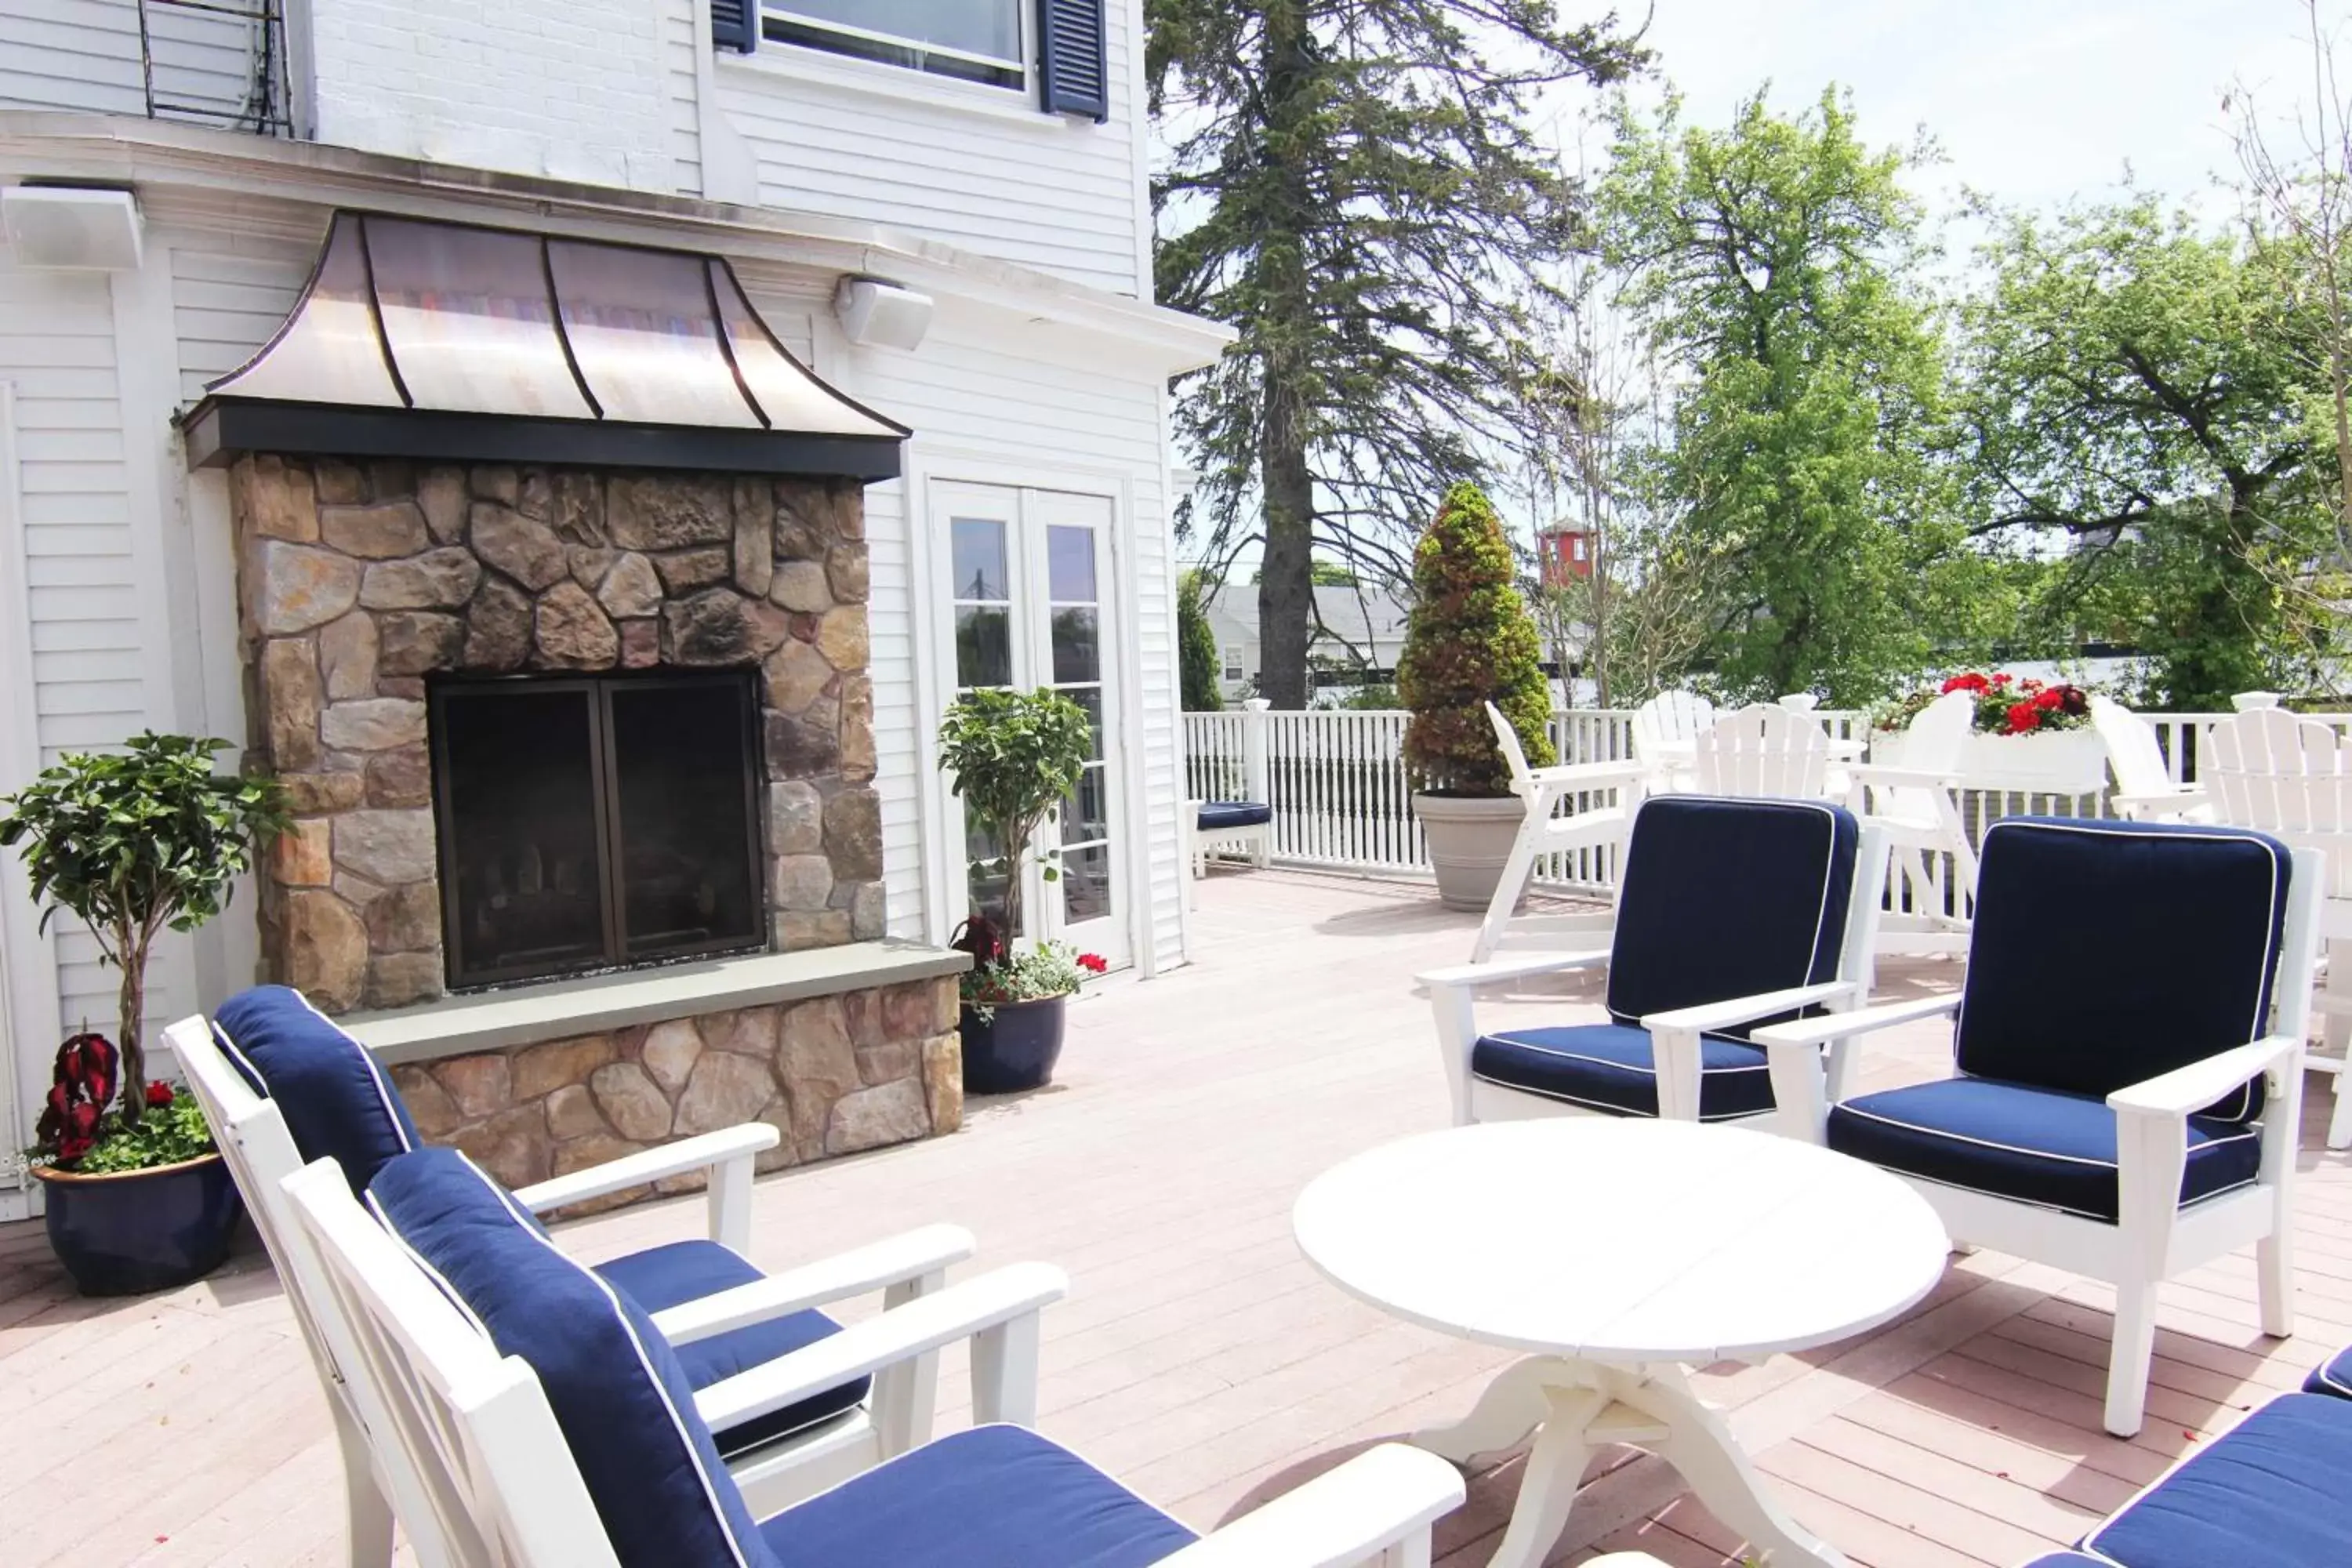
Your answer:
(1242, 699), (1272, 808)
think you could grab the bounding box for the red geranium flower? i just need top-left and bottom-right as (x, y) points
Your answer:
(1990, 672), (2014, 686)
(2033, 687), (2065, 710)
(1940, 673), (1989, 694)
(1077, 953), (1109, 975)
(2005, 701), (2042, 734)
(146, 1081), (176, 1109)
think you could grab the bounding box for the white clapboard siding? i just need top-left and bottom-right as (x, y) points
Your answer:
(660, 0), (703, 193)
(839, 316), (1183, 969)
(0, 0), (274, 125)
(716, 2), (1146, 296)
(171, 234), (318, 400)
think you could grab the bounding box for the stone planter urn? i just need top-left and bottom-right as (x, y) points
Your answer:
(1413, 791), (1528, 912)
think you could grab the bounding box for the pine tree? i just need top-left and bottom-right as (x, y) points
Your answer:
(1148, 1), (1644, 708)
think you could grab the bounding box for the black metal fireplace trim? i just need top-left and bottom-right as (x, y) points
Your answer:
(428, 669), (768, 991)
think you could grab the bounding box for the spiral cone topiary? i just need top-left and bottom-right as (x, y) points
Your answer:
(1397, 482), (1557, 796)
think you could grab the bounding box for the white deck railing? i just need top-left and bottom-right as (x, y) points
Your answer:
(1183, 705), (2347, 890)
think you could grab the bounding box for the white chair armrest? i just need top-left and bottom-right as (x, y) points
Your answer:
(1523, 759), (1650, 789)
(1153, 1444), (1466, 1568)
(1750, 993), (1961, 1051)
(2107, 1036), (2300, 1120)
(691, 1263), (1068, 1433)
(1842, 764), (1964, 791)
(1417, 949), (1613, 992)
(648, 1224), (977, 1346)
(1641, 981), (1858, 1037)
(511, 1124), (777, 1215)
(2113, 787), (2210, 818)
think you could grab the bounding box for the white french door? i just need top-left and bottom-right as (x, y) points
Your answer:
(935, 481), (1127, 967)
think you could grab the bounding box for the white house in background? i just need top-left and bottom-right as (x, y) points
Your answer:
(1202, 583), (1414, 703)
(0, 0), (1230, 1211)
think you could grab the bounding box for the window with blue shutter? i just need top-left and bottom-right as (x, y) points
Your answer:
(1037, 0), (1109, 122)
(712, 0), (758, 53)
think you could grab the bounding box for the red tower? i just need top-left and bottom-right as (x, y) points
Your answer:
(1538, 525), (1593, 588)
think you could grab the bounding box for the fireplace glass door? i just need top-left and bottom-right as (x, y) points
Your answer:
(431, 672), (763, 988)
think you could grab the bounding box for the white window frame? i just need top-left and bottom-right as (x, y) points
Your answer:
(1221, 646), (1243, 682)
(762, 2), (1030, 96)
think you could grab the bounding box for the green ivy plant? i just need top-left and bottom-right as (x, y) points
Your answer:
(938, 688), (1094, 938)
(1397, 482), (1558, 796)
(0, 734), (287, 1124)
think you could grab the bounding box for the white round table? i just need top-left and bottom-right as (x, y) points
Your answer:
(1294, 1118), (1948, 1568)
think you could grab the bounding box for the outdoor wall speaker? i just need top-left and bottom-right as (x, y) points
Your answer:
(2, 186), (143, 271)
(833, 276), (934, 351)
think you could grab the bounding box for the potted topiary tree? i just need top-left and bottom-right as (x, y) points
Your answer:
(937, 687), (1105, 1094)
(1397, 481), (1559, 910)
(2, 732), (286, 1294)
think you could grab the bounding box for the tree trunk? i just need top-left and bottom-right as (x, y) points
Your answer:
(115, 928), (148, 1127)
(1252, 1), (1316, 711)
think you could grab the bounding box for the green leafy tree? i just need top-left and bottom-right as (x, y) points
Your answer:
(0, 734), (286, 1123)
(1398, 483), (1557, 795)
(1599, 88), (1966, 702)
(1149, 0), (1646, 709)
(1178, 571), (1225, 711)
(1957, 198), (2332, 706)
(937, 688), (1094, 938)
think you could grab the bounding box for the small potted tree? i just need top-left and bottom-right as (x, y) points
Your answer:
(938, 688), (1105, 1094)
(2, 733), (285, 1294)
(1397, 481), (1559, 909)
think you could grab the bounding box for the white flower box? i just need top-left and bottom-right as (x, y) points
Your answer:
(1871, 728), (2110, 797)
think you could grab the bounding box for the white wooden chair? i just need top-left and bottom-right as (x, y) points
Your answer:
(1466, 701), (1646, 963)
(172, 989), (1011, 1552)
(2206, 706), (2352, 1147)
(1629, 688), (1715, 793)
(1425, 796), (1884, 1128)
(1758, 817), (2324, 1436)
(1690, 702), (1831, 800)
(2090, 695), (2212, 822)
(280, 1152), (1466, 1568)
(1842, 690), (1978, 956)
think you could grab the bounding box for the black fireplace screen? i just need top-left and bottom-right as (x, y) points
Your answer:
(430, 671), (764, 988)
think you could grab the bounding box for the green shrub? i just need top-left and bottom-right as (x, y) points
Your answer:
(1397, 483), (1557, 796)
(1178, 571), (1224, 712)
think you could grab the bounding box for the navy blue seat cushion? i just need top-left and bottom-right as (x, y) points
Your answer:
(1197, 801), (1272, 830)
(1958, 818), (2292, 1123)
(2304, 1341), (2352, 1398)
(214, 985), (419, 1196)
(1471, 1024), (1773, 1122)
(760, 1423), (1196, 1568)
(2078, 1393), (2352, 1567)
(596, 1240), (867, 1457)
(369, 1148), (780, 1568)
(1827, 1077), (2261, 1223)
(1606, 797), (1858, 1040)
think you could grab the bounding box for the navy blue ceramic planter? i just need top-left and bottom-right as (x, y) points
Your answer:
(36, 1154), (244, 1296)
(960, 995), (1068, 1094)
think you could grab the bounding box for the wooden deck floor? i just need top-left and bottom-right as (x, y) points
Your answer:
(5, 866), (2350, 1567)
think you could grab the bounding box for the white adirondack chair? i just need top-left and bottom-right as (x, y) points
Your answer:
(2090, 695), (2212, 822)
(279, 1158), (1467, 1568)
(1629, 688), (1715, 793)
(1842, 690), (1977, 956)
(2205, 706), (2352, 1148)
(1465, 701), (1646, 963)
(170, 1011), (1019, 1561)
(1758, 819), (2324, 1437)
(1691, 702), (1831, 800)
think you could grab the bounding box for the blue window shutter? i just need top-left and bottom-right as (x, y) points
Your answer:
(1037, 0), (1109, 122)
(712, 0), (757, 53)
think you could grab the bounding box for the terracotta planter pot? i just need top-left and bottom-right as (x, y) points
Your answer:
(1413, 791), (1528, 912)
(32, 1152), (243, 1297)
(960, 994), (1069, 1094)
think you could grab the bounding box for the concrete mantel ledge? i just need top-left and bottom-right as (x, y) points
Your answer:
(342, 941), (972, 1067)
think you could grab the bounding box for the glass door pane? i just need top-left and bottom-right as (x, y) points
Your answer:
(945, 496), (1024, 935)
(1045, 523), (1112, 925)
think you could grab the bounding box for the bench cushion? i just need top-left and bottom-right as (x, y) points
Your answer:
(760, 1423), (1196, 1568)
(1827, 1077), (2261, 1224)
(214, 985), (419, 1197)
(1606, 797), (1857, 1041)
(370, 1147), (778, 1568)
(2303, 1341), (2352, 1398)
(596, 1240), (867, 1458)
(1472, 1024), (1773, 1122)
(1197, 801), (1272, 830)
(2079, 1393), (2352, 1567)
(1956, 818), (2292, 1122)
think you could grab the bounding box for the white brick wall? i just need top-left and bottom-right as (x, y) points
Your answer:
(307, 0), (681, 193)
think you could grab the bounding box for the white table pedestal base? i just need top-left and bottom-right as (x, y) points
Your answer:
(1415, 1355), (1844, 1568)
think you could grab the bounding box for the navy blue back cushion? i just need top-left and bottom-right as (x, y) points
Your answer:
(214, 985), (419, 1196)
(1606, 796), (1859, 1040)
(368, 1148), (777, 1568)
(1956, 819), (2292, 1120)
